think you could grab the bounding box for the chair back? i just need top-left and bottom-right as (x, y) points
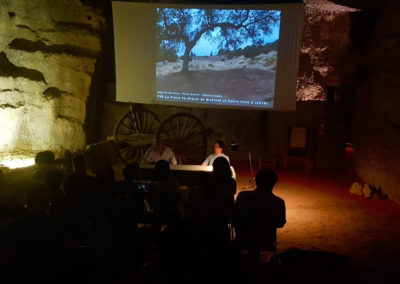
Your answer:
(235, 223), (277, 253)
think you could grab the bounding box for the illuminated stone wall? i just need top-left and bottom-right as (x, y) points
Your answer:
(297, 3), (358, 101)
(0, 0), (103, 152)
(352, 0), (400, 204)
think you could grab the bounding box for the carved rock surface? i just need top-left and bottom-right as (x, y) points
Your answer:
(0, 0), (103, 152)
(352, 0), (400, 204)
(297, 2), (358, 101)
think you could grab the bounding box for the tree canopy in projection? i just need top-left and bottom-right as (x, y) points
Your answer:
(156, 8), (280, 72)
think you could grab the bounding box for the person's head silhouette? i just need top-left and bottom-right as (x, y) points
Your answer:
(73, 154), (87, 174)
(123, 162), (139, 181)
(35, 151), (55, 169)
(255, 168), (278, 192)
(155, 160), (170, 179)
(212, 156), (231, 181)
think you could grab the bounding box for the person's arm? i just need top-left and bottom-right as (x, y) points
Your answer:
(201, 155), (210, 166)
(275, 199), (286, 228)
(143, 147), (154, 163)
(231, 179), (237, 196)
(233, 192), (245, 228)
(165, 147), (177, 165)
(171, 154), (177, 165)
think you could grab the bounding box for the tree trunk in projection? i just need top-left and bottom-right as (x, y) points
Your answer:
(181, 48), (191, 73)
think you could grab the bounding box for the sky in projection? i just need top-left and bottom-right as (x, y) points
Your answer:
(171, 9), (281, 57)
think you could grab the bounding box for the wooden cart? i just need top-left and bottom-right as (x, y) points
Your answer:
(113, 105), (208, 164)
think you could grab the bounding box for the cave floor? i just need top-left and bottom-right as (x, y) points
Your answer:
(4, 162), (400, 282)
(110, 161), (400, 282)
(234, 167), (400, 283)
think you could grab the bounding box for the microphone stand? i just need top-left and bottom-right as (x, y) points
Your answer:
(248, 152), (256, 189)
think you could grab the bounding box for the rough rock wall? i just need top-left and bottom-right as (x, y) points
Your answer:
(297, 5), (357, 101)
(0, 0), (104, 152)
(263, 2), (359, 169)
(352, 0), (400, 203)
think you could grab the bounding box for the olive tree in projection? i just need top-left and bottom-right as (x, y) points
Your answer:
(157, 8), (280, 73)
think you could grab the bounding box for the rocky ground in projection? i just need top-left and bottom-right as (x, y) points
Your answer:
(156, 51), (277, 105)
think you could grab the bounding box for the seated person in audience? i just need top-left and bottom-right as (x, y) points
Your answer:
(7, 181), (66, 282)
(64, 154), (98, 201)
(202, 140), (230, 166)
(64, 154), (98, 243)
(234, 168), (286, 266)
(144, 139), (177, 165)
(165, 178), (231, 283)
(110, 190), (139, 235)
(149, 160), (180, 229)
(43, 169), (71, 220)
(32, 150), (56, 181)
(116, 162), (140, 197)
(96, 164), (116, 200)
(115, 162), (148, 223)
(212, 157), (236, 222)
(183, 182), (218, 223)
(43, 169), (64, 200)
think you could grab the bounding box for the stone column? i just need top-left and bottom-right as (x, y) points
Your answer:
(0, 0), (104, 152)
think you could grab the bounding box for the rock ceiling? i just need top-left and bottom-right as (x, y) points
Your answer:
(304, 0), (359, 13)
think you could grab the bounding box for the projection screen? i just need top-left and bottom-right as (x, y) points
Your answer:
(112, 2), (304, 110)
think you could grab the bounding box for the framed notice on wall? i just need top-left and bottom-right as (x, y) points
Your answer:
(287, 126), (309, 157)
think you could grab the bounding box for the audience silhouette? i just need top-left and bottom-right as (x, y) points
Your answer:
(234, 168), (286, 269)
(212, 156), (236, 223)
(64, 154), (98, 244)
(32, 150), (55, 181)
(150, 160), (181, 230)
(0, 150), (288, 283)
(43, 168), (72, 224)
(7, 181), (68, 282)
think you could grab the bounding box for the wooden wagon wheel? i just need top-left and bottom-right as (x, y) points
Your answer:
(114, 109), (160, 162)
(156, 113), (207, 164)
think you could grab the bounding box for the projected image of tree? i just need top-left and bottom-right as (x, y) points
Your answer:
(156, 8), (281, 107)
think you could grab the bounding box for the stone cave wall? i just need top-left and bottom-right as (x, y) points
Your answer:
(297, 4), (358, 101)
(0, 0), (104, 153)
(352, 0), (400, 203)
(264, 3), (360, 169)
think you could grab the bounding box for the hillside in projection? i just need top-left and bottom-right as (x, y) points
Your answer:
(156, 8), (281, 108)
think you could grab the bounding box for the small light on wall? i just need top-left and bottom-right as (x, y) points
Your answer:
(230, 140), (237, 152)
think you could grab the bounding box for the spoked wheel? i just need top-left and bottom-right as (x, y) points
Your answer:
(156, 113), (207, 164)
(114, 109), (160, 162)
